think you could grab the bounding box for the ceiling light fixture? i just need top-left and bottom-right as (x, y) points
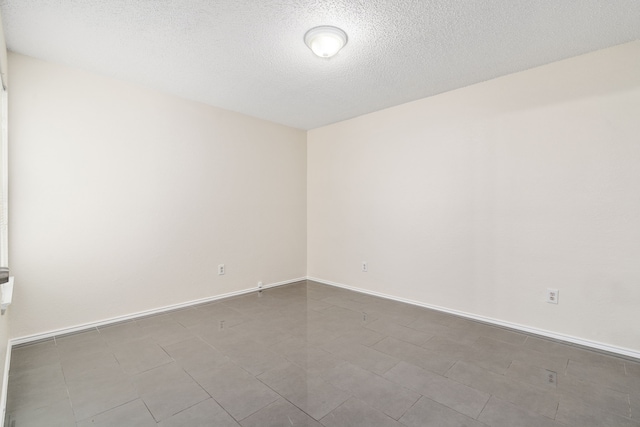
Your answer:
(304, 26), (348, 58)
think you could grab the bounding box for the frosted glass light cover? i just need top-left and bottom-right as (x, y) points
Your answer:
(304, 26), (347, 58)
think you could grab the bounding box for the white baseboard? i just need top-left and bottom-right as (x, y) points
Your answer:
(307, 276), (640, 361)
(10, 275), (639, 361)
(11, 277), (305, 347)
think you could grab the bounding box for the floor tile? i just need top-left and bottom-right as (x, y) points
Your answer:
(566, 358), (633, 393)
(328, 325), (386, 346)
(323, 362), (420, 420)
(366, 305), (423, 327)
(9, 340), (60, 373)
(420, 335), (474, 358)
(320, 397), (404, 427)
(289, 322), (352, 347)
(446, 360), (559, 418)
(169, 307), (213, 328)
(61, 350), (120, 380)
(267, 335), (309, 354)
(216, 337), (289, 376)
(55, 329), (109, 358)
(258, 363), (351, 420)
(525, 336), (626, 367)
(508, 343), (569, 374)
(506, 360), (558, 389)
(66, 365), (139, 421)
(133, 362), (209, 421)
(6, 397), (75, 427)
(100, 321), (158, 347)
(135, 313), (175, 329)
(631, 393), (640, 419)
(191, 360), (279, 421)
(406, 313), (457, 334)
(69, 385), (139, 422)
(556, 373), (631, 416)
(321, 338), (400, 375)
(193, 301), (246, 317)
(466, 340), (518, 374)
(158, 398), (241, 427)
(161, 336), (229, 371)
(76, 399), (156, 427)
(140, 318), (196, 346)
(7, 364), (69, 412)
(372, 336), (454, 374)
(432, 324), (485, 345)
(478, 396), (565, 427)
(555, 396), (640, 427)
(112, 338), (173, 374)
(8, 281), (638, 427)
(384, 361), (489, 418)
(284, 346), (347, 377)
(320, 295), (369, 313)
(319, 306), (378, 326)
(467, 322), (528, 345)
(626, 360), (640, 378)
(240, 398), (322, 427)
(365, 318), (433, 346)
(399, 396), (488, 427)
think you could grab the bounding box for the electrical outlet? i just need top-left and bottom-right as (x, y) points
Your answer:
(546, 288), (559, 304)
(362, 262), (368, 272)
(218, 264), (225, 275)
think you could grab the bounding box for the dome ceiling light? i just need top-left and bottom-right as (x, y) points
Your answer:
(304, 26), (348, 58)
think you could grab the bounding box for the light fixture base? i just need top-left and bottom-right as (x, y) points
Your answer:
(304, 26), (348, 58)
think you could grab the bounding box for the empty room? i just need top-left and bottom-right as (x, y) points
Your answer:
(0, 1), (638, 426)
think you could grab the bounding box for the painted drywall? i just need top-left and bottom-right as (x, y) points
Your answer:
(308, 41), (640, 353)
(8, 53), (306, 337)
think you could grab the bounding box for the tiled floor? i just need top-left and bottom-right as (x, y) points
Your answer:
(6, 280), (640, 426)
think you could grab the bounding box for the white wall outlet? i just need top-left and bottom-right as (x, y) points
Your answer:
(257, 281), (263, 289)
(362, 261), (368, 272)
(546, 288), (559, 304)
(218, 264), (225, 275)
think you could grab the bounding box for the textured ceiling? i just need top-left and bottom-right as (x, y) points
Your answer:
(1, 1), (639, 130)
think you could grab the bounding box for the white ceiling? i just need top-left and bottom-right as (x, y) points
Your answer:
(1, 1), (639, 130)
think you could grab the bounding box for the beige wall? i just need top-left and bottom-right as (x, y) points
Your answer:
(6, 41), (640, 355)
(308, 41), (640, 353)
(8, 53), (307, 337)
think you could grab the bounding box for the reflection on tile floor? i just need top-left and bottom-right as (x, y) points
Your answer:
(6, 280), (640, 426)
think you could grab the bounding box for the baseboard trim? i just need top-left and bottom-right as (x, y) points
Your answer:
(11, 277), (306, 347)
(1, 339), (11, 425)
(308, 276), (640, 361)
(10, 275), (639, 360)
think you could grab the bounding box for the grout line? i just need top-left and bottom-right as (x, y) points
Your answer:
(396, 393), (421, 421)
(477, 394), (492, 420)
(163, 395), (210, 422)
(442, 360), (458, 378)
(139, 398), (157, 423)
(73, 396), (139, 423)
(178, 366), (246, 423)
(552, 401), (559, 420)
